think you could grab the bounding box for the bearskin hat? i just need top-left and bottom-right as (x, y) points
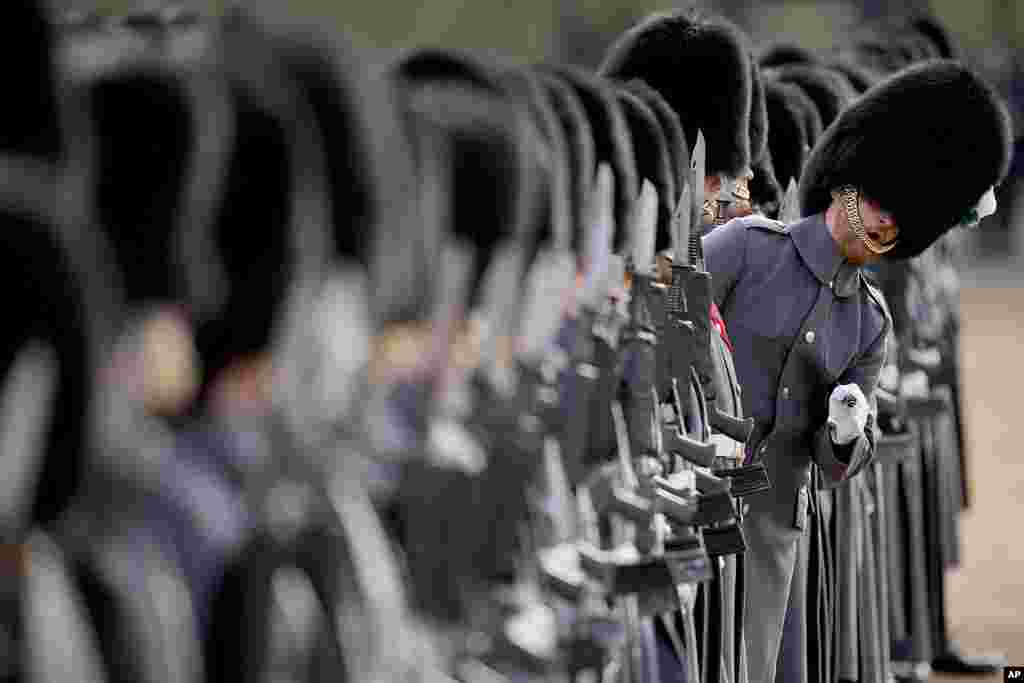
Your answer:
(83, 63), (196, 306)
(800, 60), (1013, 260)
(393, 48), (542, 317)
(394, 47), (506, 96)
(513, 68), (572, 252)
(758, 42), (819, 70)
(539, 65), (637, 253)
(846, 29), (919, 75)
(749, 54), (770, 169)
(770, 63), (857, 129)
(615, 88), (676, 253)
(862, 14), (954, 64)
(278, 31), (417, 270)
(178, 11), (335, 397)
(906, 14), (960, 60)
(1, 1), (64, 161)
(750, 152), (783, 218)
(118, 7), (166, 33)
(825, 57), (883, 95)
(780, 80), (824, 150)
(400, 77), (536, 310)
(620, 79), (689, 206)
(0, 209), (97, 528)
(599, 10), (753, 178)
(536, 72), (595, 255)
(749, 54), (781, 216)
(764, 81), (810, 187)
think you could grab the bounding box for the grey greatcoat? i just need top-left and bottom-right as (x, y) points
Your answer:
(703, 214), (890, 683)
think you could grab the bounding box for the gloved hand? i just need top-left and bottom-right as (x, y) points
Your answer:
(828, 383), (869, 445)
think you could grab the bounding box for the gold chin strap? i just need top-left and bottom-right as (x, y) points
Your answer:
(833, 186), (897, 255)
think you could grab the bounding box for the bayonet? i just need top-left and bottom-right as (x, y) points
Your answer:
(517, 247), (576, 365)
(672, 182), (692, 266)
(689, 131), (707, 267)
(631, 180), (658, 275)
(477, 239), (527, 396)
(580, 164), (616, 312)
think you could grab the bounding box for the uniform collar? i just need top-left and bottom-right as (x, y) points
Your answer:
(789, 213), (861, 298)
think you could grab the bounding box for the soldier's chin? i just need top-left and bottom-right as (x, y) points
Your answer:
(839, 238), (867, 265)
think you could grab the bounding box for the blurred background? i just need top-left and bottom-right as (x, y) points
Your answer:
(52, 0), (1024, 272)
(47, 0), (1024, 667)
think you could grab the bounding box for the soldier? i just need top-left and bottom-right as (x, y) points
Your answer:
(600, 10), (756, 230)
(600, 13), (762, 683)
(702, 60), (1012, 683)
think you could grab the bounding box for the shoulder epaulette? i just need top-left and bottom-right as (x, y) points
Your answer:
(735, 215), (789, 235)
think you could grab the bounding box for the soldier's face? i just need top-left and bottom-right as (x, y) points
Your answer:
(839, 194), (899, 265)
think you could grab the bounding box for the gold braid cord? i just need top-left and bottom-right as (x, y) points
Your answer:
(834, 186), (897, 255)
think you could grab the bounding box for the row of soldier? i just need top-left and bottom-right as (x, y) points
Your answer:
(0, 2), (1014, 683)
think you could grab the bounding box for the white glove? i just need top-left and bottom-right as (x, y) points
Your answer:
(828, 383), (870, 445)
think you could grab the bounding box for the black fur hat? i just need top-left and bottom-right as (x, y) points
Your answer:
(536, 71), (595, 256)
(1, 1), (64, 161)
(800, 60), (1013, 260)
(118, 8), (165, 33)
(394, 47), (506, 96)
(750, 152), (782, 218)
(391, 48), (536, 321)
(758, 42), (818, 70)
(771, 63), (857, 129)
(620, 79), (689, 205)
(825, 57), (883, 95)
(82, 63), (195, 306)
(182, 11), (334, 395)
(395, 50), (542, 300)
(539, 65), (637, 253)
(846, 28), (919, 75)
(0, 149), (118, 529)
(868, 15), (956, 64)
(749, 54), (770, 168)
(277, 31), (417, 270)
(764, 81), (810, 187)
(615, 88), (676, 253)
(408, 87), (537, 308)
(0, 209), (94, 528)
(514, 68), (572, 251)
(779, 80), (824, 150)
(749, 54), (781, 216)
(599, 10), (753, 177)
(906, 14), (960, 60)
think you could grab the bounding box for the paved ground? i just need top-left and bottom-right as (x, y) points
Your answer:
(933, 280), (1024, 680)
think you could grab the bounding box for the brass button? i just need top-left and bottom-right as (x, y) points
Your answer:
(805, 330), (816, 344)
(782, 386), (791, 399)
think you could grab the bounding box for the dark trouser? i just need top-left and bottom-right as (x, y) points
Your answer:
(741, 447), (810, 683)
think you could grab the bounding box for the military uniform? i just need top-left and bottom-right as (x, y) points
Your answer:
(704, 213), (889, 683)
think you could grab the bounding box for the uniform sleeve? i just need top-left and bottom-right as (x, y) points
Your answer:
(702, 218), (749, 309)
(813, 314), (889, 487)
